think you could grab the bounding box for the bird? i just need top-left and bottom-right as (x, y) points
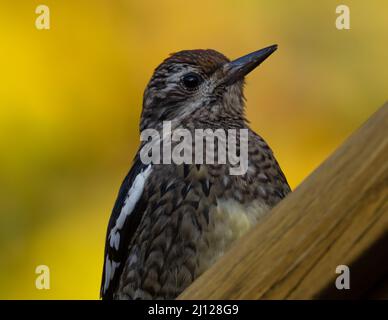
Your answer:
(100, 45), (291, 300)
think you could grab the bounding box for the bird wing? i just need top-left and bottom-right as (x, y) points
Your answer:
(100, 154), (153, 299)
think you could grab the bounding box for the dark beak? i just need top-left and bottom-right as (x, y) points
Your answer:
(222, 44), (278, 86)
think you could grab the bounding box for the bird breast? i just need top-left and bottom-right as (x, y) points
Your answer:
(196, 197), (269, 274)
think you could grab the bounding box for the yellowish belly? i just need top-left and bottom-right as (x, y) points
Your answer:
(197, 198), (269, 274)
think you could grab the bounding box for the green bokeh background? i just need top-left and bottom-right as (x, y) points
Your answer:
(0, 0), (386, 299)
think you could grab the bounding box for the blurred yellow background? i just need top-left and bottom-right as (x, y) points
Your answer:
(0, 0), (386, 299)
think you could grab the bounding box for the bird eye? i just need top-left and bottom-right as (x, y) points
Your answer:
(181, 73), (203, 90)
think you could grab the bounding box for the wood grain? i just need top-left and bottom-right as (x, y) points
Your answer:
(179, 103), (388, 299)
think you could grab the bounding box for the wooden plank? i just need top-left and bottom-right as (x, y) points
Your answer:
(366, 274), (388, 299)
(179, 103), (388, 299)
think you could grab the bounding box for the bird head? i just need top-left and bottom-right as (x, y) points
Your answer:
(140, 45), (277, 131)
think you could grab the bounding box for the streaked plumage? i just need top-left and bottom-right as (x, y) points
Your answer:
(101, 46), (291, 299)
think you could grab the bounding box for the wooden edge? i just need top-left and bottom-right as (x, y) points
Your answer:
(179, 102), (388, 299)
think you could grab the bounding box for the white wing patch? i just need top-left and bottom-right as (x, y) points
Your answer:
(103, 165), (152, 294)
(103, 256), (120, 294)
(108, 164), (152, 251)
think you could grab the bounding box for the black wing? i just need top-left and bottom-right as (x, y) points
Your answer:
(100, 154), (151, 299)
